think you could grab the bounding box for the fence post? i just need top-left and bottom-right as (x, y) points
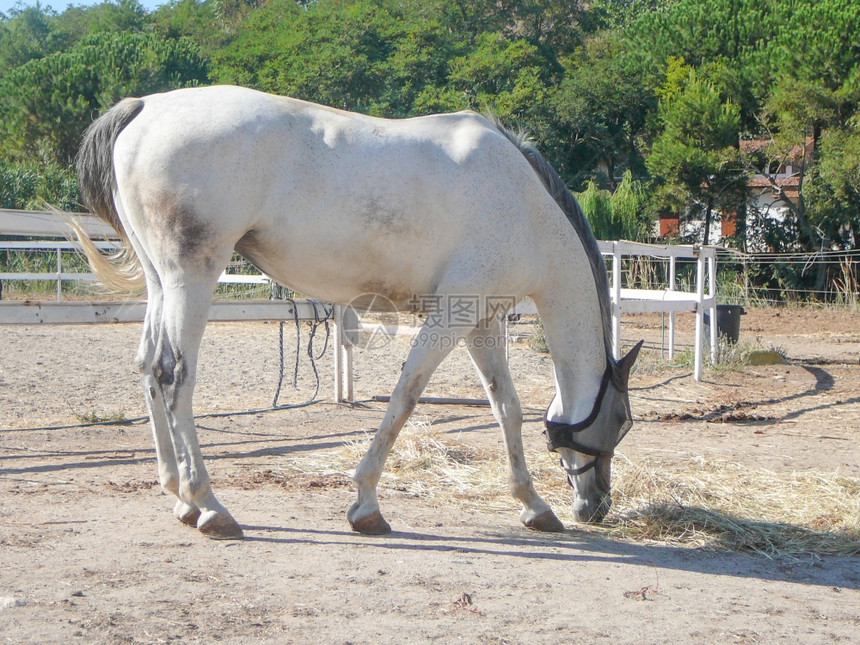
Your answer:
(342, 307), (356, 403)
(668, 255), (676, 359)
(333, 306), (344, 403)
(612, 242), (621, 360)
(694, 250), (705, 381)
(56, 247), (62, 301)
(332, 305), (355, 403)
(708, 250), (717, 363)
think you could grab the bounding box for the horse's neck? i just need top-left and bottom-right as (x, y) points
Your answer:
(536, 290), (609, 425)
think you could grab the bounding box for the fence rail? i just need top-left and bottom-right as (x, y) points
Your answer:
(3, 210), (858, 394)
(598, 241), (717, 380)
(1, 211), (272, 299)
(5, 209), (859, 306)
(594, 245), (860, 306)
(0, 208), (114, 237)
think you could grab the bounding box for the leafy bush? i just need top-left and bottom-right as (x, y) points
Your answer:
(0, 159), (78, 210)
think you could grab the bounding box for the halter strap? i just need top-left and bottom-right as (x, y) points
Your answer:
(543, 364), (613, 455)
(560, 457), (599, 477)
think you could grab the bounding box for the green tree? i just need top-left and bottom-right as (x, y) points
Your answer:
(646, 59), (744, 243)
(0, 4), (67, 73)
(0, 159), (78, 210)
(610, 169), (651, 239)
(447, 31), (552, 119)
(152, 0), (231, 57)
(753, 1), (860, 254)
(0, 1), (153, 78)
(54, 0), (149, 40)
(212, 0), (561, 123)
(213, 0), (403, 113)
(0, 31), (209, 165)
(554, 33), (653, 189)
(818, 122), (860, 217)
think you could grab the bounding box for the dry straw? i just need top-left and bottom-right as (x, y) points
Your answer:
(596, 456), (860, 558)
(277, 422), (859, 559)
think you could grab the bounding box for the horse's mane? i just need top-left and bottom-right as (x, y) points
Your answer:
(487, 115), (614, 364)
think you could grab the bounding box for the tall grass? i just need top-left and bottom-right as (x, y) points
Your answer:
(0, 246), (96, 299)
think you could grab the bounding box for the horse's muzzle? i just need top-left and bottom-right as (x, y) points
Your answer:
(573, 454), (613, 523)
(574, 493), (612, 523)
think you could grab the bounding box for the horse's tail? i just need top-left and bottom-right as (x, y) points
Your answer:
(71, 97), (147, 294)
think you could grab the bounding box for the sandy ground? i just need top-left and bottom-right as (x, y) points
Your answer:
(1, 307), (858, 644)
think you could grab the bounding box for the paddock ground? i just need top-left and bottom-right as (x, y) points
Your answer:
(1, 308), (858, 643)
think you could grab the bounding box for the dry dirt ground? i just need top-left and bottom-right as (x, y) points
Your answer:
(1, 307), (858, 644)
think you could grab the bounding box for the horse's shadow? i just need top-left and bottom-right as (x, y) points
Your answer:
(634, 365), (855, 424)
(237, 519), (860, 591)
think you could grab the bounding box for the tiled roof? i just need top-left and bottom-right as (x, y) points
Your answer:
(748, 174), (801, 188)
(739, 137), (814, 160)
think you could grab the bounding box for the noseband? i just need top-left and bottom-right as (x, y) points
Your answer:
(543, 365), (615, 479)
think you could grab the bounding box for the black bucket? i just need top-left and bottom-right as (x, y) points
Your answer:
(705, 304), (745, 344)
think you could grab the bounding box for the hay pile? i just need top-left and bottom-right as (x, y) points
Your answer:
(275, 423), (860, 559)
(599, 457), (860, 558)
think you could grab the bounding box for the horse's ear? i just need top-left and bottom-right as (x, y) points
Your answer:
(616, 339), (644, 384)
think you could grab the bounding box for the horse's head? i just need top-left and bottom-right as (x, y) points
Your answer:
(544, 340), (643, 523)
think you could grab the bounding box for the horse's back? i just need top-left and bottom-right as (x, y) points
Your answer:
(118, 84), (495, 168)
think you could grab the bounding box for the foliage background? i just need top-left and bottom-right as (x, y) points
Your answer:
(1, 0), (858, 298)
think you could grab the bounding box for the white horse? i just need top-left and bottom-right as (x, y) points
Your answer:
(73, 85), (641, 539)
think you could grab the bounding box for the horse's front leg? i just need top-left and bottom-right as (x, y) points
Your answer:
(348, 319), (458, 534)
(152, 278), (243, 540)
(466, 321), (565, 532)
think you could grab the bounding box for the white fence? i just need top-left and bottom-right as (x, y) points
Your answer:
(0, 209), (270, 299)
(0, 209), (355, 402)
(598, 241), (717, 381)
(2, 210), (719, 393)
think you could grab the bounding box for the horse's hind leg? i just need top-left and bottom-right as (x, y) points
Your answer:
(151, 274), (243, 539)
(136, 276), (199, 527)
(466, 320), (564, 532)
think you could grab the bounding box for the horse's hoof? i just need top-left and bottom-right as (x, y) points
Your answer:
(197, 510), (244, 540)
(347, 503), (391, 535)
(173, 500), (201, 527)
(522, 509), (565, 533)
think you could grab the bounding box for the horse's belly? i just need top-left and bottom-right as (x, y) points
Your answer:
(235, 225), (446, 309)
